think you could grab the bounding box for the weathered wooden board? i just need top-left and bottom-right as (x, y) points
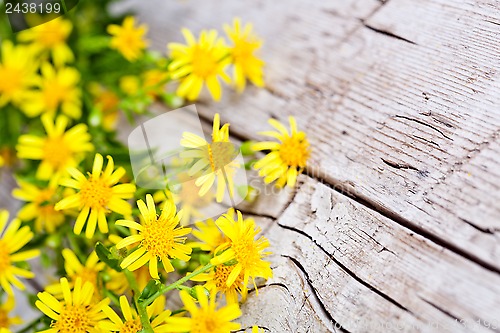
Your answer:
(116, 0), (500, 331)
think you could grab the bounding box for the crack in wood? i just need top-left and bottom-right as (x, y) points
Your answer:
(394, 115), (453, 141)
(459, 217), (498, 235)
(381, 158), (419, 171)
(278, 222), (413, 314)
(420, 297), (462, 322)
(361, 22), (417, 45)
(247, 282), (290, 296)
(283, 255), (349, 333)
(235, 326), (271, 333)
(412, 134), (441, 148)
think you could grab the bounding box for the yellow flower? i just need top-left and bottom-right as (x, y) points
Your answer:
(12, 179), (65, 233)
(16, 114), (93, 181)
(164, 286), (241, 332)
(0, 210), (40, 295)
(55, 153), (136, 239)
(35, 277), (109, 333)
(190, 218), (228, 253)
(45, 249), (105, 301)
(192, 264), (245, 304)
(0, 296), (22, 329)
(210, 210), (272, 295)
(119, 75), (140, 96)
(252, 116), (310, 188)
(108, 16), (149, 62)
(252, 326), (264, 333)
(180, 113), (240, 203)
(101, 295), (171, 333)
(88, 83), (120, 131)
(22, 63), (82, 119)
(0, 40), (37, 108)
(168, 29), (231, 101)
(153, 177), (213, 226)
(116, 194), (192, 278)
(17, 17), (74, 67)
(143, 69), (169, 98)
(224, 18), (264, 92)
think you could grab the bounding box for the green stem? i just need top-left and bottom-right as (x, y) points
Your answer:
(142, 263), (214, 307)
(123, 269), (154, 333)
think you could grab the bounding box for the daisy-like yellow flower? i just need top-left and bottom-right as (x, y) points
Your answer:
(0, 210), (40, 295)
(18, 17), (73, 67)
(190, 218), (228, 253)
(88, 83), (120, 131)
(0, 296), (22, 330)
(35, 277), (109, 333)
(45, 249), (105, 301)
(224, 18), (264, 92)
(101, 296), (171, 333)
(22, 63), (82, 119)
(154, 177), (213, 226)
(164, 286), (241, 332)
(168, 29), (231, 101)
(192, 264), (245, 304)
(211, 210), (272, 295)
(16, 114), (93, 181)
(108, 16), (149, 62)
(252, 116), (310, 188)
(180, 113), (240, 203)
(12, 179), (65, 233)
(116, 194), (192, 278)
(0, 40), (37, 108)
(143, 69), (169, 98)
(55, 153), (136, 239)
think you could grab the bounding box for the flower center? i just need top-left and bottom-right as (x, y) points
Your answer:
(232, 237), (260, 271)
(52, 305), (92, 333)
(79, 178), (112, 210)
(0, 240), (11, 273)
(191, 312), (219, 333)
(0, 308), (8, 328)
(214, 265), (243, 291)
(39, 31), (66, 48)
(279, 135), (310, 168)
(120, 318), (142, 333)
(74, 268), (98, 289)
(141, 218), (176, 258)
(0, 67), (22, 94)
(43, 80), (66, 109)
(191, 47), (219, 78)
(232, 39), (258, 64)
(207, 142), (238, 172)
(43, 137), (71, 169)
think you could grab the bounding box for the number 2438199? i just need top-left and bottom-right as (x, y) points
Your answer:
(5, 2), (61, 14)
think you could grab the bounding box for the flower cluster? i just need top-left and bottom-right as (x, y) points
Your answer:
(0, 3), (311, 332)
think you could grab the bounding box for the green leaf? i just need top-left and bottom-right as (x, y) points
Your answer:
(95, 242), (122, 272)
(139, 279), (161, 302)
